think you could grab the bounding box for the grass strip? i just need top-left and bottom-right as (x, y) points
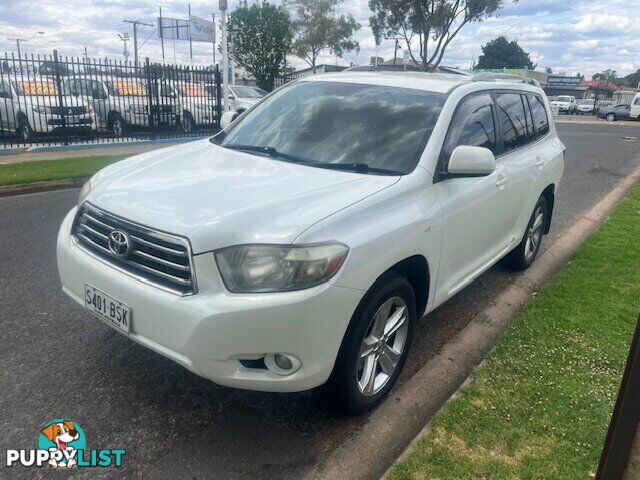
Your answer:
(0, 155), (127, 186)
(388, 183), (640, 479)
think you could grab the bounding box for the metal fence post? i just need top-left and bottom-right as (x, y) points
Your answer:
(52, 49), (68, 144)
(215, 64), (222, 128)
(144, 57), (156, 139)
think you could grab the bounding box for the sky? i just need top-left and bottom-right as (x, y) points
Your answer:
(0, 0), (639, 79)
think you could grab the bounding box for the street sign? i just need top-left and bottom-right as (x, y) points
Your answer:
(189, 15), (216, 43)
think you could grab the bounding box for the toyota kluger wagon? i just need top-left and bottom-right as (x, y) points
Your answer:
(58, 71), (564, 413)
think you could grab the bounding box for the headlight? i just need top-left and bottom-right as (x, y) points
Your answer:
(215, 243), (349, 293)
(77, 180), (92, 207)
(32, 105), (52, 114)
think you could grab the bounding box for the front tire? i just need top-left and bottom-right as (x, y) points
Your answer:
(181, 112), (194, 132)
(109, 113), (125, 136)
(18, 118), (33, 140)
(606, 113), (616, 122)
(327, 272), (416, 414)
(503, 195), (548, 271)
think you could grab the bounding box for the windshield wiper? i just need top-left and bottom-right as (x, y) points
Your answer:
(312, 162), (402, 176)
(223, 144), (309, 164)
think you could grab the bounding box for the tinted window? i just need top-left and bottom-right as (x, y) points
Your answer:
(496, 93), (528, 152)
(218, 81), (445, 175)
(527, 94), (550, 138)
(635, 98), (640, 105)
(442, 92), (496, 166)
(522, 95), (535, 141)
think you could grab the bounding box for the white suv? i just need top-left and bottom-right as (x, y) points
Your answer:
(57, 72), (564, 413)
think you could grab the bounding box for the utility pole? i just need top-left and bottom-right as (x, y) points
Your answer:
(385, 36), (403, 67)
(8, 31), (44, 61)
(219, 0), (229, 111)
(124, 19), (154, 67)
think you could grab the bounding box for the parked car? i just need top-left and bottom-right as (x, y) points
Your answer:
(594, 100), (614, 116)
(63, 77), (178, 135)
(550, 95), (576, 114)
(630, 92), (640, 120)
(0, 77), (96, 140)
(575, 98), (596, 115)
(163, 81), (217, 132)
(598, 104), (631, 122)
(57, 72), (564, 413)
(229, 86), (267, 112)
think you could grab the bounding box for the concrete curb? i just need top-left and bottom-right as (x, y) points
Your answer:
(0, 177), (88, 198)
(304, 165), (640, 480)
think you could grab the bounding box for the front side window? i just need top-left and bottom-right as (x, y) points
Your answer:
(441, 92), (496, 167)
(215, 81), (445, 175)
(496, 93), (528, 152)
(527, 94), (550, 138)
(635, 98), (640, 105)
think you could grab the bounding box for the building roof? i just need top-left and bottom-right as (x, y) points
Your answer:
(579, 80), (619, 91)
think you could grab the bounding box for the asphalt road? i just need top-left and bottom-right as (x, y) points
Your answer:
(1, 123), (639, 479)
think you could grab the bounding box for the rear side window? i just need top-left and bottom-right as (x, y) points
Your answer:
(442, 92), (497, 167)
(522, 95), (535, 142)
(634, 97), (640, 105)
(527, 94), (550, 138)
(496, 93), (528, 152)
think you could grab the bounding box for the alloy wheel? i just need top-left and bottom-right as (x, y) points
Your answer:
(524, 205), (544, 263)
(357, 296), (409, 396)
(112, 119), (123, 136)
(182, 116), (193, 132)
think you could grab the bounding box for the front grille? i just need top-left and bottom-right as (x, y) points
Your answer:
(51, 106), (87, 116)
(73, 203), (197, 295)
(151, 105), (173, 114)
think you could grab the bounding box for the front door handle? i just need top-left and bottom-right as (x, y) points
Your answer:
(495, 177), (508, 188)
(535, 158), (545, 168)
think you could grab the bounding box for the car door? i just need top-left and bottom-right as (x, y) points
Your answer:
(434, 91), (511, 299)
(631, 95), (640, 119)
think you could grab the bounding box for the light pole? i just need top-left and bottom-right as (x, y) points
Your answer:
(117, 33), (130, 62)
(8, 31), (44, 60)
(219, 0), (229, 111)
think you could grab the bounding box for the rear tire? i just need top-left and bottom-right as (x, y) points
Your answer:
(503, 196), (548, 271)
(606, 113), (616, 122)
(18, 118), (33, 140)
(327, 272), (416, 415)
(109, 113), (125, 136)
(181, 112), (194, 132)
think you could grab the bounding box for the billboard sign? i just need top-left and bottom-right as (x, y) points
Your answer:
(189, 15), (215, 43)
(547, 75), (582, 85)
(158, 17), (190, 41)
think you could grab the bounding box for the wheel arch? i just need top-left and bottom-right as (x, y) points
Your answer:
(541, 183), (555, 234)
(386, 255), (430, 317)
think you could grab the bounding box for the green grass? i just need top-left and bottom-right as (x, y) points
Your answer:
(388, 183), (640, 480)
(0, 155), (127, 186)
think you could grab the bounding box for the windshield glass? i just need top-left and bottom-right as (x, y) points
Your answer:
(231, 86), (266, 98)
(577, 99), (593, 105)
(557, 96), (572, 102)
(106, 80), (147, 96)
(216, 81), (445, 175)
(13, 80), (57, 96)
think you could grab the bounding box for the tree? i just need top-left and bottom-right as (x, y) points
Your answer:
(228, 1), (292, 91)
(369, 0), (506, 71)
(475, 36), (535, 69)
(286, 0), (360, 73)
(592, 69), (618, 82)
(545, 67), (553, 74)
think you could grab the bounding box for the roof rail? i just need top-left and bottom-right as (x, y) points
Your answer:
(471, 72), (540, 87)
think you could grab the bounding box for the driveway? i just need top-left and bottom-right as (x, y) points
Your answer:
(1, 123), (639, 479)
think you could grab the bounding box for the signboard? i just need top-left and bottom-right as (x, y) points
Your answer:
(189, 15), (215, 43)
(158, 17), (190, 41)
(547, 75), (582, 85)
(17, 80), (57, 95)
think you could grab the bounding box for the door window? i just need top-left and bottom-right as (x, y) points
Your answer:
(442, 92), (496, 168)
(527, 94), (550, 138)
(496, 93), (528, 152)
(0, 80), (11, 98)
(522, 95), (535, 141)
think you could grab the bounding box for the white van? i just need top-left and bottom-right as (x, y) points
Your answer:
(630, 92), (640, 120)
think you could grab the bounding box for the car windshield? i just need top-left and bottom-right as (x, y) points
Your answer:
(105, 80), (147, 96)
(12, 80), (58, 96)
(232, 86), (266, 98)
(577, 99), (593, 105)
(557, 96), (572, 102)
(213, 81), (445, 175)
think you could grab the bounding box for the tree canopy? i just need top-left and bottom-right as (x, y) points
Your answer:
(369, 0), (506, 70)
(228, 1), (292, 91)
(286, 0), (360, 72)
(475, 36), (535, 70)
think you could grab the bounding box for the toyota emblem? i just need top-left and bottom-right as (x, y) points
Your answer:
(108, 230), (131, 258)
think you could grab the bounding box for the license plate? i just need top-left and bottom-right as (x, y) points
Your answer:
(84, 284), (132, 334)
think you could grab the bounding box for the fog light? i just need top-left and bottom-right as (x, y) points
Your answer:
(264, 353), (301, 376)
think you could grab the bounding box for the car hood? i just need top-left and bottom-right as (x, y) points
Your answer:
(19, 95), (88, 107)
(88, 139), (400, 253)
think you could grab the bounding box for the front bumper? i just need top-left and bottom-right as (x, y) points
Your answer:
(57, 208), (363, 392)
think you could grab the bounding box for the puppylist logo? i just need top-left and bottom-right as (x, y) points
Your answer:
(6, 419), (125, 469)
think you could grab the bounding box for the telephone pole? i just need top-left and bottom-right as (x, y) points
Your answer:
(117, 33), (130, 61)
(219, 0), (229, 111)
(124, 19), (154, 67)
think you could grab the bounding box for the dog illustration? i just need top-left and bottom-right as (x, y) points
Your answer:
(40, 420), (79, 468)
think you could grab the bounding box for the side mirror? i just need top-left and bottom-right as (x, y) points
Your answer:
(448, 145), (495, 176)
(220, 110), (239, 129)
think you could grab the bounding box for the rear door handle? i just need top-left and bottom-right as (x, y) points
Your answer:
(495, 177), (508, 188)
